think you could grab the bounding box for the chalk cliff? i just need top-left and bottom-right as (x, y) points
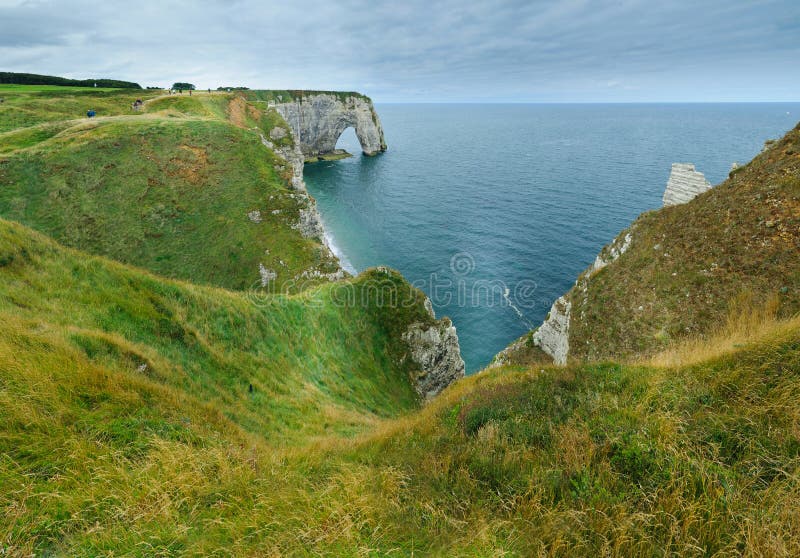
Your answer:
(663, 163), (711, 207)
(274, 92), (387, 159)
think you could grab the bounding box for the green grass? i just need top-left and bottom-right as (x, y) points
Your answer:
(0, 88), (159, 133)
(0, 89), (335, 292)
(3, 216), (799, 554)
(0, 217), (427, 441)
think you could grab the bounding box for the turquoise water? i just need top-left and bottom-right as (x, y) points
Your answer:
(304, 103), (800, 373)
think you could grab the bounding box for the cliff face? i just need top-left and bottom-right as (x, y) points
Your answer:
(402, 304), (466, 399)
(274, 93), (387, 159)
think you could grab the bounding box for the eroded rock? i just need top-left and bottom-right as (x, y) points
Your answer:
(403, 316), (465, 399)
(531, 296), (571, 365)
(663, 163), (712, 207)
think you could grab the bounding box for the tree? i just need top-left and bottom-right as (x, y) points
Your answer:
(171, 82), (196, 91)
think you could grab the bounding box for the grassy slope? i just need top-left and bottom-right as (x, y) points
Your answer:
(568, 122), (800, 361)
(0, 87), (157, 133)
(0, 89), (338, 291)
(504, 122), (800, 366)
(4, 217), (799, 555)
(0, 218), (428, 442)
(2, 86), (799, 555)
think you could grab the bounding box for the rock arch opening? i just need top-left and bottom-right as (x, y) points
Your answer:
(334, 126), (360, 158)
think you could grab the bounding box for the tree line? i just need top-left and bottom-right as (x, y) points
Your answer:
(0, 72), (141, 89)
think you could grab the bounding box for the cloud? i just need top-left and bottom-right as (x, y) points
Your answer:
(0, 0), (798, 101)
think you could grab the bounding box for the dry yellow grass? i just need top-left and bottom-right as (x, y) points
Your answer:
(648, 291), (798, 368)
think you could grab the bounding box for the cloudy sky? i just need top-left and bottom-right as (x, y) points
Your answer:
(1, 0), (798, 102)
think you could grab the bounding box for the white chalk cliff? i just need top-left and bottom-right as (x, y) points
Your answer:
(663, 163), (711, 207)
(495, 161), (716, 367)
(274, 93), (387, 159)
(403, 312), (466, 399)
(531, 297), (572, 365)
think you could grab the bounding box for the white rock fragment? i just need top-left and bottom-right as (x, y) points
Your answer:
(258, 264), (277, 287)
(247, 210), (262, 223)
(590, 232), (632, 274)
(531, 296), (571, 365)
(663, 163), (712, 207)
(269, 126), (287, 141)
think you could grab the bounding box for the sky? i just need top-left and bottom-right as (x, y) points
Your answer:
(1, 0), (798, 102)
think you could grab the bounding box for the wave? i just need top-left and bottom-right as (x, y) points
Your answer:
(323, 227), (357, 275)
(503, 287), (536, 330)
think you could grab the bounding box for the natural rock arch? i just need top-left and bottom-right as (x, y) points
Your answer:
(274, 92), (387, 159)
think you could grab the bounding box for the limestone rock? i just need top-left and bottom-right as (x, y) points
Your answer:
(497, 226), (634, 368)
(402, 317), (465, 399)
(257, 92), (388, 284)
(269, 126), (287, 141)
(259, 132), (306, 192)
(274, 93), (387, 158)
(258, 132), (327, 243)
(663, 163), (712, 207)
(295, 205), (325, 240)
(590, 232), (632, 274)
(531, 297), (571, 365)
(258, 264), (277, 287)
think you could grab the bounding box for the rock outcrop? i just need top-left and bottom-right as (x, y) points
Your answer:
(494, 226), (636, 368)
(531, 296), (571, 365)
(259, 131), (328, 246)
(403, 316), (466, 399)
(663, 163), (711, 207)
(274, 93), (387, 159)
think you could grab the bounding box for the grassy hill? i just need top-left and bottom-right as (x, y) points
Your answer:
(2, 83), (800, 555)
(0, 87), (337, 292)
(3, 213), (799, 554)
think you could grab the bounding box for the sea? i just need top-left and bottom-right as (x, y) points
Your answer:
(303, 103), (800, 373)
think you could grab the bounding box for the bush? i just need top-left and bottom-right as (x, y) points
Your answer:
(171, 82), (196, 91)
